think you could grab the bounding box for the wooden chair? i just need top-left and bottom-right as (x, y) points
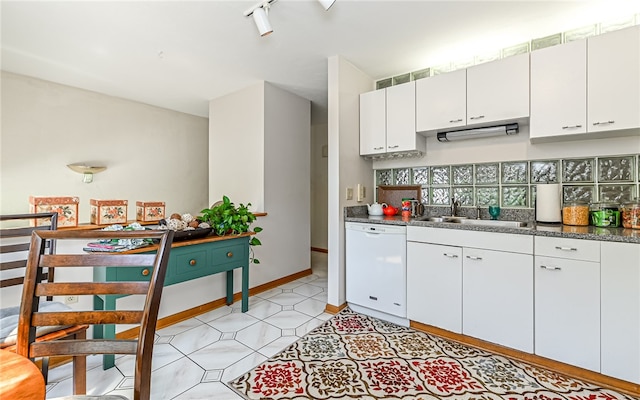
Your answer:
(0, 212), (89, 389)
(15, 229), (174, 400)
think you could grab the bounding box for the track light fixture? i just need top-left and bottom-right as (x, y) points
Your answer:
(244, 0), (276, 37)
(318, 0), (336, 11)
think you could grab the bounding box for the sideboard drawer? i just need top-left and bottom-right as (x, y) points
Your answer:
(211, 242), (246, 269)
(115, 266), (153, 282)
(174, 249), (208, 277)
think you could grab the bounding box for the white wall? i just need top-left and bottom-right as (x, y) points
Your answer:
(1, 72), (209, 219)
(311, 123), (328, 250)
(327, 56), (375, 309)
(209, 81), (311, 288)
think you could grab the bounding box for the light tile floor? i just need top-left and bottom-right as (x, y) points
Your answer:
(45, 252), (329, 399)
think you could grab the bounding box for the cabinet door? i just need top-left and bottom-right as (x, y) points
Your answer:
(601, 242), (640, 383)
(359, 89), (386, 155)
(462, 248), (533, 352)
(407, 242), (462, 333)
(466, 53), (530, 126)
(415, 69), (466, 133)
(530, 39), (587, 140)
(467, 53), (529, 125)
(588, 25), (640, 133)
(534, 256), (600, 372)
(386, 81), (416, 152)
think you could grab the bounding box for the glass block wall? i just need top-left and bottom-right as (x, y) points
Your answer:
(375, 154), (640, 208)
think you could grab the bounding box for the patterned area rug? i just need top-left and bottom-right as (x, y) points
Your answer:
(227, 308), (638, 400)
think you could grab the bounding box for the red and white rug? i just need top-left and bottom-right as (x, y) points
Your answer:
(227, 308), (638, 400)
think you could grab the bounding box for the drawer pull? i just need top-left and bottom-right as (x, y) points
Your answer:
(189, 259), (196, 266)
(388, 145), (400, 149)
(369, 295), (378, 301)
(561, 125), (582, 129)
(554, 246), (577, 251)
(449, 118), (463, 123)
(469, 115), (485, 120)
(540, 265), (562, 271)
(141, 269), (150, 276)
(592, 120), (615, 126)
(373, 146), (384, 150)
(466, 255), (482, 261)
(443, 253), (459, 258)
(226, 252), (233, 258)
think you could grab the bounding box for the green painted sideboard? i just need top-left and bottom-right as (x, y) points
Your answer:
(93, 233), (251, 369)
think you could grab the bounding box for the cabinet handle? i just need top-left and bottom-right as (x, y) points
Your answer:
(373, 146), (384, 150)
(227, 252), (233, 258)
(141, 268), (150, 276)
(592, 120), (615, 126)
(189, 259), (196, 266)
(561, 125), (582, 129)
(465, 255), (482, 261)
(388, 145), (399, 149)
(554, 246), (577, 251)
(449, 119), (463, 123)
(540, 265), (562, 271)
(369, 295), (378, 301)
(443, 253), (459, 258)
(469, 115), (485, 120)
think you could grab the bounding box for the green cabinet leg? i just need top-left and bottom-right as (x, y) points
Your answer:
(226, 270), (234, 305)
(241, 264), (249, 313)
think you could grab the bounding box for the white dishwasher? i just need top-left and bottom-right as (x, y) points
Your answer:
(345, 222), (408, 325)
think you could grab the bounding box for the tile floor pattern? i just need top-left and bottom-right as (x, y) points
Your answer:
(45, 252), (329, 399)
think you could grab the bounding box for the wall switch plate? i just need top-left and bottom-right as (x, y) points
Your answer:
(357, 184), (365, 202)
(346, 187), (353, 200)
(65, 295), (78, 304)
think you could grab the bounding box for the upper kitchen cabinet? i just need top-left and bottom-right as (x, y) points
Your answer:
(588, 25), (640, 133)
(466, 52), (530, 127)
(416, 53), (529, 134)
(530, 39), (587, 139)
(360, 81), (425, 157)
(530, 25), (640, 142)
(415, 69), (466, 132)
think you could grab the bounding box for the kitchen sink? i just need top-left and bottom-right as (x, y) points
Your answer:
(418, 216), (529, 228)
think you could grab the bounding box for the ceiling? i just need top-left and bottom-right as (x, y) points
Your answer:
(2, 1), (639, 125)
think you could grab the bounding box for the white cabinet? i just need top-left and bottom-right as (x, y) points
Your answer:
(588, 25), (640, 133)
(530, 39), (587, 139)
(462, 247), (533, 353)
(466, 52), (530, 126)
(407, 242), (462, 333)
(359, 89), (386, 155)
(360, 81), (422, 156)
(530, 25), (640, 141)
(601, 241), (640, 384)
(534, 237), (600, 372)
(406, 227), (533, 352)
(416, 53), (529, 133)
(415, 69), (466, 133)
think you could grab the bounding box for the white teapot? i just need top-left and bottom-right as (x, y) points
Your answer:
(367, 202), (386, 216)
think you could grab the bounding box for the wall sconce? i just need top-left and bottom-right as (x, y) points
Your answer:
(244, 0), (276, 37)
(67, 164), (107, 183)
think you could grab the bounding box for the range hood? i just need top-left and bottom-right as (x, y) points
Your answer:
(437, 123), (519, 142)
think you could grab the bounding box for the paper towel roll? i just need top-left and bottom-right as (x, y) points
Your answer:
(536, 183), (562, 223)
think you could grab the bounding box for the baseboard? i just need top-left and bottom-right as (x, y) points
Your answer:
(48, 268), (313, 368)
(324, 303), (347, 314)
(410, 320), (640, 398)
(311, 247), (328, 253)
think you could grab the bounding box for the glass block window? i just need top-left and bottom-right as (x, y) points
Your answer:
(412, 167), (429, 185)
(453, 187), (474, 206)
(395, 168), (410, 185)
(598, 156), (634, 182)
(502, 186), (529, 207)
(430, 166), (450, 185)
(476, 187), (499, 206)
(599, 185), (636, 202)
(377, 169), (392, 185)
(563, 159), (594, 182)
(531, 160), (558, 183)
(431, 188), (450, 205)
(475, 163), (499, 185)
(563, 185), (594, 203)
(502, 162), (528, 184)
(452, 165), (473, 185)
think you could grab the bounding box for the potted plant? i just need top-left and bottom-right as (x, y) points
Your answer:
(199, 196), (263, 264)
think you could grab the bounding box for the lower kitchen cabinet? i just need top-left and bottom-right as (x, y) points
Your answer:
(601, 241), (640, 383)
(534, 237), (601, 372)
(407, 242), (462, 333)
(462, 248), (534, 353)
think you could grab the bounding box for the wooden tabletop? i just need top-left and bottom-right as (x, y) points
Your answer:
(0, 350), (45, 400)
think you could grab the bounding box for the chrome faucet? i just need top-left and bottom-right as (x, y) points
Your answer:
(451, 197), (460, 217)
(476, 205), (481, 219)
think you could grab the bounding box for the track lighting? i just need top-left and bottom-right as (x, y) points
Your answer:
(244, 0), (276, 37)
(318, 0), (336, 11)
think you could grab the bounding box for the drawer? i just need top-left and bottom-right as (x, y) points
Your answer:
(211, 242), (246, 266)
(173, 248), (209, 279)
(535, 236), (600, 262)
(115, 266), (153, 282)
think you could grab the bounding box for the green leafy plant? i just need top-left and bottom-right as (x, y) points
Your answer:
(199, 195), (263, 264)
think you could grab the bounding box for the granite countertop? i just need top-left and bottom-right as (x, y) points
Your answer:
(344, 207), (640, 244)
